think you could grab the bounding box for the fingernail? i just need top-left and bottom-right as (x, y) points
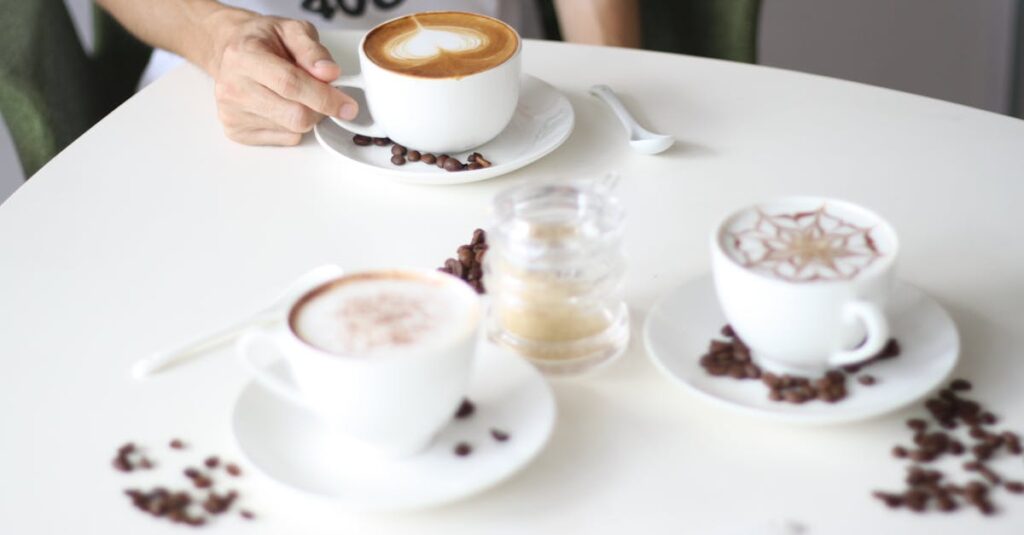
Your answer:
(314, 59), (337, 70)
(339, 103), (358, 120)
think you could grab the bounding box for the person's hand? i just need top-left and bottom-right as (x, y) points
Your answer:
(207, 11), (359, 145)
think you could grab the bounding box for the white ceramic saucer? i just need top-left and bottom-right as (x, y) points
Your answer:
(644, 276), (959, 425)
(231, 331), (556, 512)
(314, 74), (574, 185)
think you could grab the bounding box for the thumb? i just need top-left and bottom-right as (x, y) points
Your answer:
(280, 20), (341, 82)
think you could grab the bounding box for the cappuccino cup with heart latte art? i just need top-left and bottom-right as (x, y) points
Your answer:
(331, 12), (522, 154)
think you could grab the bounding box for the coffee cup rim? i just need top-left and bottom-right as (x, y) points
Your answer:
(287, 268), (482, 358)
(358, 10), (522, 80)
(711, 196), (899, 285)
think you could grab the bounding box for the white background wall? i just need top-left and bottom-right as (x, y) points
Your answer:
(1, 0), (1020, 203)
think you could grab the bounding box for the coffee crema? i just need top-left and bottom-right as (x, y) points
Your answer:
(291, 274), (465, 355)
(722, 205), (885, 282)
(364, 11), (519, 78)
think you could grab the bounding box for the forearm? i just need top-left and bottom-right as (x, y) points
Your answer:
(554, 0), (640, 47)
(95, 0), (251, 74)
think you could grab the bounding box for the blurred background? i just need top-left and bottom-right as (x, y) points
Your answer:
(1, 0), (1022, 202)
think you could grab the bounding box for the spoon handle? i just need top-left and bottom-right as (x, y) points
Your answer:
(131, 312), (281, 379)
(589, 84), (643, 137)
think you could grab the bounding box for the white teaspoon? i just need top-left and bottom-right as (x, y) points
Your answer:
(131, 264), (344, 379)
(590, 84), (675, 155)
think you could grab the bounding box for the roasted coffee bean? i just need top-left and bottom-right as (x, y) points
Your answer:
(978, 465), (1001, 485)
(892, 446), (908, 458)
(204, 456), (220, 469)
(454, 442), (473, 457)
(139, 458), (154, 470)
(471, 228), (486, 246)
(372, 137), (391, 146)
(467, 152), (478, 163)
(1006, 482), (1024, 493)
(950, 379), (972, 391)
(972, 444), (994, 461)
(981, 412), (997, 425)
(907, 419), (928, 432)
(352, 134), (371, 146)
(468, 162), (483, 170)
(406, 150), (421, 162)
(113, 457), (133, 472)
(240, 510), (256, 520)
(169, 439), (185, 449)
(184, 467), (200, 479)
(119, 442), (136, 455)
(491, 428), (510, 442)
(193, 476), (213, 489)
(457, 245), (474, 267)
(858, 375), (877, 386)
(436, 154), (450, 168)
(389, 154), (405, 166)
(391, 144), (407, 156)
(721, 325), (735, 338)
(475, 153), (492, 167)
(225, 464), (242, 477)
(969, 426), (988, 440)
(455, 398), (475, 419)
(443, 158), (464, 172)
(950, 440), (965, 455)
(421, 153), (437, 164)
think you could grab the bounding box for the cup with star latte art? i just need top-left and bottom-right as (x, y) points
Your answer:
(711, 197), (899, 374)
(331, 11), (521, 154)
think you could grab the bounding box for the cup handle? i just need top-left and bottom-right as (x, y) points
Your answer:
(331, 73), (388, 138)
(827, 300), (890, 369)
(236, 330), (308, 408)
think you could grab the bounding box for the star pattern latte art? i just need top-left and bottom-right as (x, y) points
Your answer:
(725, 205), (883, 282)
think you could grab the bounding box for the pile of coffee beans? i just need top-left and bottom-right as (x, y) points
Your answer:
(449, 398), (511, 457)
(352, 135), (493, 172)
(873, 379), (1024, 515)
(699, 325), (898, 404)
(113, 439), (254, 527)
(439, 228), (487, 294)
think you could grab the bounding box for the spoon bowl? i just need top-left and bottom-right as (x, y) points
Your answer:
(590, 84), (675, 155)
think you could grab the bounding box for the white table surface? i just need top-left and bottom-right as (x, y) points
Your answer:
(2, 32), (1024, 534)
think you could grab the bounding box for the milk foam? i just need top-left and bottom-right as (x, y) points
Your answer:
(388, 26), (486, 61)
(294, 278), (467, 355)
(722, 203), (891, 282)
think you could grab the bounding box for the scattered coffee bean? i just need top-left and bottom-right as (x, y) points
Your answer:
(225, 464), (242, 477)
(858, 375), (877, 386)
(1006, 482), (1024, 494)
(473, 153), (492, 168)
(240, 509), (256, 520)
(436, 154), (450, 168)
(439, 229), (488, 294)
(184, 467), (200, 479)
(139, 458), (154, 470)
(113, 456), (133, 472)
(390, 154), (406, 166)
(193, 476), (213, 489)
(372, 137), (391, 146)
(491, 428), (510, 442)
(907, 419), (928, 432)
(204, 456), (220, 469)
(950, 379), (972, 391)
(391, 144), (407, 156)
(421, 153), (436, 164)
(455, 398), (475, 419)
(202, 490), (238, 515)
(406, 150), (421, 162)
(443, 158), (464, 172)
(892, 446), (908, 458)
(454, 442), (473, 457)
(352, 134), (371, 146)
(169, 439), (185, 450)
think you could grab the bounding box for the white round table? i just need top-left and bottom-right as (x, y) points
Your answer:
(2, 32), (1023, 534)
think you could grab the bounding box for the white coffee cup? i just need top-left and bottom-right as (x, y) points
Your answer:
(710, 197), (899, 374)
(331, 12), (522, 154)
(236, 269), (481, 458)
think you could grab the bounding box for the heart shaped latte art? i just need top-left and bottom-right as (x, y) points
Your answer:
(388, 26), (489, 61)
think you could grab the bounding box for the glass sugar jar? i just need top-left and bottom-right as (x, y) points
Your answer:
(484, 180), (629, 375)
